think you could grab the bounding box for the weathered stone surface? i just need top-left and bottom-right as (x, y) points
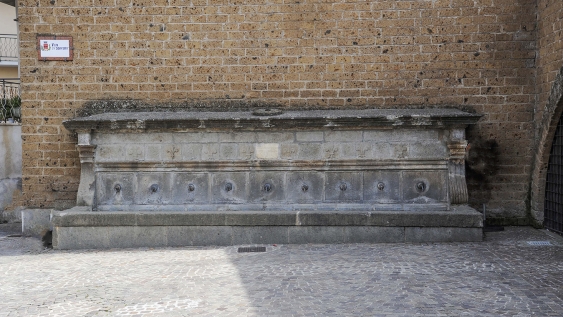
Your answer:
(172, 173), (210, 203)
(363, 171), (401, 203)
(288, 226), (347, 244)
(91, 168), (466, 211)
(295, 131), (323, 142)
(232, 226), (289, 245)
(0, 124), (22, 216)
(405, 227), (483, 243)
(63, 109), (481, 132)
(325, 172), (363, 202)
(51, 207), (482, 228)
(52, 223), (483, 249)
(67, 109), (479, 211)
(402, 170), (448, 203)
(286, 172), (324, 203)
(21, 209), (52, 237)
(248, 172), (286, 202)
(345, 226), (406, 243)
(51, 205), (483, 249)
(57, 109), (481, 249)
(211, 173), (248, 203)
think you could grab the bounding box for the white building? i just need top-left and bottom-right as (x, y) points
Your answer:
(0, 1), (18, 79)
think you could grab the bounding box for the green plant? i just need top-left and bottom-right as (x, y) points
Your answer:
(1, 95), (21, 122)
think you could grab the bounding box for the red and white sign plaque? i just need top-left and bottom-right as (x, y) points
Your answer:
(37, 36), (73, 61)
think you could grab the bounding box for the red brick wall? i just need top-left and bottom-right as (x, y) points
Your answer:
(16, 0), (537, 215)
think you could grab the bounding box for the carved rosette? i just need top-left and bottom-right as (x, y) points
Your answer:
(76, 131), (96, 207)
(448, 140), (468, 204)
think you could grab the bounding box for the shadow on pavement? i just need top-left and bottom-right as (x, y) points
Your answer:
(0, 222), (48, 256)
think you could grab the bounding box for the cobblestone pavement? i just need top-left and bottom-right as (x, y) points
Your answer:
(1, 225), (562, 316)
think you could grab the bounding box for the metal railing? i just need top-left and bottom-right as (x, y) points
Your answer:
(1, 78), (20, 123)
(0, 34), (18, 62)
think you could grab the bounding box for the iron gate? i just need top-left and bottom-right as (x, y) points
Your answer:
(545, 113), (563, 235)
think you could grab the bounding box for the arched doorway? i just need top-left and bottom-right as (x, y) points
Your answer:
(545, 112), (563, 234)
(530, 66), (563, 227)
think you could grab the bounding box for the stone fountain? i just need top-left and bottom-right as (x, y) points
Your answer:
(53, 108), (483, 249)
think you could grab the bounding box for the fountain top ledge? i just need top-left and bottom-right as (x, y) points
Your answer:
(63, 108), (481, 132)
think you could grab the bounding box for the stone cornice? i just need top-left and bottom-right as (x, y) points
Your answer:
(63, 109), (481, 132)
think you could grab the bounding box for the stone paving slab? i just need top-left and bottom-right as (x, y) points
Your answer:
(0, 225), (562, 316)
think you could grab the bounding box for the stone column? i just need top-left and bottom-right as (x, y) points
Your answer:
(76, 130), (96, 207)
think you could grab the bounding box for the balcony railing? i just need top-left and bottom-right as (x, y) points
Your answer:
(1, 78), (20, 123)
(0, 34), (18, 63)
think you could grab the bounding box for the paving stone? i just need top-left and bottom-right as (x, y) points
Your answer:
(0, 225), (562, 316)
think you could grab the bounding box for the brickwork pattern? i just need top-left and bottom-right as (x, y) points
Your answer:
(16, 0), (537, 214)
(537, 0), (563, 108)
(530, 0), (563, 222)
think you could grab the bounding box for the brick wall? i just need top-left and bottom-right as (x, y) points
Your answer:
(16, 0), (537, 216)
(530, 0), (563, 222)
(537, 0), (563, 107)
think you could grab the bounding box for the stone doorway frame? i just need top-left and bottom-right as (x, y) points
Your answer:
(530, 66), (563, 225)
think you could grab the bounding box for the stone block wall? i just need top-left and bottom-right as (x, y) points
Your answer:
(92, 129), (449, 210)
(92, 129), (445, 163)
(537, 0), (563, 107)
(529, 0), (563, 223)
(16, 0), (537, 219)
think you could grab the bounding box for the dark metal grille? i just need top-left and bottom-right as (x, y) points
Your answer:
(238, 246), (266, 253)
(0, 78), (20, 123)
(545, 113), (563, 235)
(527, 241), (553, 246)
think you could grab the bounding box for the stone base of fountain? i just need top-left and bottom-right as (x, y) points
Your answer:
(52, 206), (482, 249)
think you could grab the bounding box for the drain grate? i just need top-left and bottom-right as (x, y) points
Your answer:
(526, 241), (553, 246)
(238, 246), (266, 253)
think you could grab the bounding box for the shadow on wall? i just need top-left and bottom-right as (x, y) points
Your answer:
(465, 128), (500, 208)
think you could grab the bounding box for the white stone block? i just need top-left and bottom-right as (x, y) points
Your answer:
(255, 143), (279, 159)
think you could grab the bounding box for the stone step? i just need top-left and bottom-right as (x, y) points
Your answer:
(51, 206), (483, 249)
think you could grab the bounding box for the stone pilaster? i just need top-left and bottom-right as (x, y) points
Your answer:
(448, 140), (468, 204)
(76, 131), (96, 207)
